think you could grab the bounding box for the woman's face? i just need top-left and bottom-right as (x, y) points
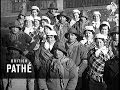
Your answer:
(93, 15), (100, 21)
(41, 20), (48, 26)
(100, 26), (109, 36)
(50, 9), (57, 14)
(31, 10), (38, 17)
(73, 13), (79, 19)
(55, 49), (64, 59)
(25, 20), (33, 27)
(47, 35), (55, 44)
(69, 33), (77, 43)
(34, 19), (40, 27)
(60, 16), (67, 23)
(95, 38), (105, 48)
(85, 30), (94, 39)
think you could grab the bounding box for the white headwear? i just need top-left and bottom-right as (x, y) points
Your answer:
(34, 16), (41, 21)
(46, 30), (57, 36)
(44, 24), (54, 30)
(84, 26), (95, 32)
(95, 33), (107, 40)
(31, 6), (40, 11)
(73, 9), (80, 14)
(101, 21), (110, 29)
(93, 11), (101, 17)
(25, 16), (34, 21)
(41, 16), (51, 24)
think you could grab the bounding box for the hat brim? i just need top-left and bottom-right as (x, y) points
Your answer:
(9, 26), (21, 30)
(7, 46), (23, 54)
(48, 8), (58, 10)
(57, 15), (70, 22)
(65, 32), (83, 41)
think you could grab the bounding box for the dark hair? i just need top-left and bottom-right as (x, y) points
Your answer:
(18, 14), (25, 19)
(31, 9), (39, 13)
(99, 24), (110, 32)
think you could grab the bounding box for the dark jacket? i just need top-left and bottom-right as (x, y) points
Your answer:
(103, 56), (119, 90)
(38, 56), (78, 90)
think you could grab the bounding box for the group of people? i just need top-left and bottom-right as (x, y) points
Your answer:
(1, 2), (119, 90)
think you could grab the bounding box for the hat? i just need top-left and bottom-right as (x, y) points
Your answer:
(101, 21), (110, 29)
(48, 2), (58, 10)
(84, 26), (95, 34)
(25, 16), (34, 21)
(9, 23), (21, 30)
(93, 11), (101, 17)
(7, 46), (23, 54)
(73, 9), (80, 14)
(44, 24), (54, 30)
(95, 33), (107, 40)
(41, 16), (51, 24)
(46, 30), (57, 36)
(80, 10), (88, 19)
(31, 6), (40, 11)
(57, 11), (71, 22)
(53, 41), (67, 56)
(34, 16), (41, 21)
(65, 27), (82, 41)
(110, 26), (119, 35)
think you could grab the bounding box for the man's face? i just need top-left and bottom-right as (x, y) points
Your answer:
(11, 27), (19, 34)
(68, 33), (77, 43)
(9, 50), (20, 58)
(100, 26), (109, 35)
(32, 9), (38, 17)
(55, 49), (64, 59)
(112, 33), (119, 42)
(50, 9), (57, 14)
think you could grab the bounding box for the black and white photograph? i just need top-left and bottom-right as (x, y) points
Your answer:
(1, 0), (119, 90)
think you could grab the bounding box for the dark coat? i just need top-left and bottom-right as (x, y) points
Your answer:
(103, 56), (119, 90)
(46, 11), (57, 25)
(72, 20), (91, 37)
(38, 56), (78, 90)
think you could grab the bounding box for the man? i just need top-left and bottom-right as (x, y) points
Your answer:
(54, 11), (71, 44)
(2, 46), (34, 90)
(2, 24), (39, 62)
(64, 27), (88, 90)
(103, 26), (119, 90)
(38, 41), (78, 90)
(72, 10), (90, 37)
(46, 2), (59, 25)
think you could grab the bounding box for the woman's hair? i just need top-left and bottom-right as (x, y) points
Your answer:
(99, 24), (110, 32)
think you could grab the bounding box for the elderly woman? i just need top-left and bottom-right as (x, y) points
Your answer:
(38, 41), (78, 90)
(87, 33), (113, 90)
(70, 9), (81, 26)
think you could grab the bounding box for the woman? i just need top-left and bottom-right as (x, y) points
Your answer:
(70, 9), (81, 26)
(99, 21), (111, 47)
(81, 26), (96, 51)
(38, 41), (78, 90)
(92, 11), (101, 34)
(87, 33), (112, 90)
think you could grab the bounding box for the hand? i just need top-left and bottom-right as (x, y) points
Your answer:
(23, 50), (29, 55)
